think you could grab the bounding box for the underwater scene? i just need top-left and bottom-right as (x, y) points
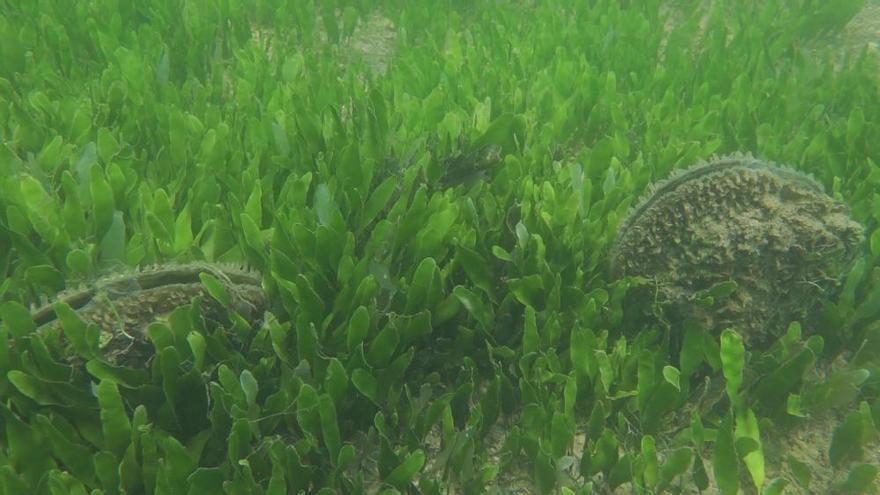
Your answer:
(1, 0), (880, 493)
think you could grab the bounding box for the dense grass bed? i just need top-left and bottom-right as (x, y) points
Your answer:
(1, 0), (879, 493)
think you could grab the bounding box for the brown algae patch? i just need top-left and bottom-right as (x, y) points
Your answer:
(611, 153), (864, 346)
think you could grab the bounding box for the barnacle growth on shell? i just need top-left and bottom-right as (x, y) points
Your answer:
(610, 153), (864, 347)
(30, 262), (267, 367)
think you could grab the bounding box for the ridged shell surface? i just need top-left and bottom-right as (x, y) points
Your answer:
(611, 153), (864, 346)
(30, 262), (267, 367)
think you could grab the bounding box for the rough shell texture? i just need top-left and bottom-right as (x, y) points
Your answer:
(611, 153), (864, 346)
(31, 263), (267, 367)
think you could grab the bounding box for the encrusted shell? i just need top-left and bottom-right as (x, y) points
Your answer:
(611, 153), (864, 346)
(31, 262), (267, 367)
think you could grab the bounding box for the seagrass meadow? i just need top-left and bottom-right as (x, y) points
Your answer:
(1, 0), (880, 493)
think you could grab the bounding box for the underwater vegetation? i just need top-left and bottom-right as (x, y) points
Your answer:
(1, 0), (879, 493)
